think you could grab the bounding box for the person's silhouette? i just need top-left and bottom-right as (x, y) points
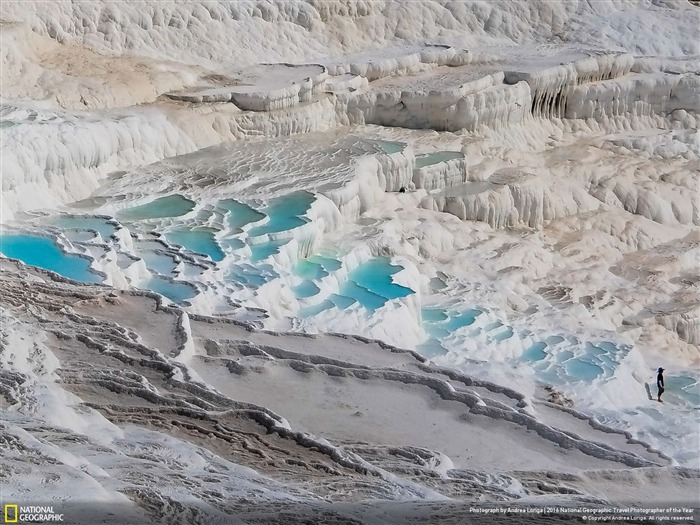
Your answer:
(656, 367), (665, 403)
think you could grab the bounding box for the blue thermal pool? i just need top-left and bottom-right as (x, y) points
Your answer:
(248, 240), (286, 262)
(118, 195), (195, 221)
(339, 258), (413, 311)
(564, 358), (604, 381)
(373, 140), (405, 154)
(137, 250), (178, 276)
(145, 276), (197, 303)
(414, 151), (464, 168)
(0, 234), (101, 283)
(166, 228), (224, 262)
(52, 216), (117, 239)
(523, 342), (548, 362)
(293, 281), (320, 299)
(219, 199), (266, 231)
(246, 192), (314, 238)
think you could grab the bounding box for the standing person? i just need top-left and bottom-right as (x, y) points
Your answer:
(657, 367), (665, 403)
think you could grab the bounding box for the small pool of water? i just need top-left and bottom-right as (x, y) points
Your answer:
(493, 327), (514, 342)
(221, 238), (246, 250)
(523, 342), (547, 362)
(52, 216), (118, 239)
(294, 259), (328, 280)
(300, 299), (335, 318)
(417, 338), (449, 359)
(348, 258), (413, 304)
(247, 192), (314, 238)
(249, 239), (287, 262)
(422, 308), (448, 323)
(329, 293), (357, 309)
(0, 234), (101, 283)
(338, 280), (388, 311)
(226, 264), (271, 288)
(443, 309), (480, 332)
(565, 358), (604, 381)
(669, 376), (700, 406)
(137, 250), (178, 276)
(414, 151), (464, 168)
(118, 195), (195, 221)
(219, 199), (266, 231)
(313, 255), (342, 272)
(293, 280), (320, 299)
(145, 277), (197, 303)
(166, 228), (224, 262)
(63, 230), (98, 243)
(373, 140), (405, 154)
(546, 335), (566, 345)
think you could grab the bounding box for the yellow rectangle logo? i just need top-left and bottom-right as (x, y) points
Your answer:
(4, 504), (18, 523)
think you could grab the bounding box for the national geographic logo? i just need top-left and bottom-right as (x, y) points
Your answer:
(3, 505), (63, 523)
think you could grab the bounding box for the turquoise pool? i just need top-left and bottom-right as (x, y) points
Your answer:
(339, 258), (413, 311)
(53, 216), (117, 239)
(414, 151), (464, 168)
(247, 192), (313, 238)
(145, 276), (197, 303)
(0, 234), (101, 283)
(118, 195), (195, 221)
(219, 199), (266, 231)
(167, 228), (224, 262)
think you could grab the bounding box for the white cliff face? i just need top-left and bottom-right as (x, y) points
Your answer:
(420, 169), (601, 230)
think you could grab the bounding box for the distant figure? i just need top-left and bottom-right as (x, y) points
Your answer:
(398, 187), (406, 193)
(657, 367), (665, 403)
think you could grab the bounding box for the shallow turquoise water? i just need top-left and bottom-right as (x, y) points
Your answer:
(293, 255), (342, 280)
(53, 216), (117, 239)
(219, 199), (266, 231)
(546, 335), (566, 345)
(414, 151), (464, 168)
(0, 234), (101, 283)
(167, 228), (224, 262)
(137, 249), (178, 276)
(373, 140), (405, 154)
(672, 376), (700, 406)
(226, 264), (270, 288)
(294, 259), (328, 280)
(348, 258), (413, 302)
(333, 258), (414, 312)
(420, 306), (479, 339)
(247, 192), (313, 238)
(422, 308), (448, 323)
(493, 327), (514, 342)
(249, 240), (287, 262)
(417, 338), (449, 358)
(339, 281), (388, 311)
(221, 238), (246, 250)
(146, 276), (197, 303)
(329, 293), (357, 309)
(311, 255), (342, 273)
(523, 342), (547, 362)
(565, 358), (604, 381)
(293, 280), (320, 299)
(118, 195), (195, 221)
(299, 299), (335, 318)
(443, 309), (480, 332)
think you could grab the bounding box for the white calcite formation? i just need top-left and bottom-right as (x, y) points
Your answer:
(324, 44), (468, 80)
(420, 168), (600, 229)
(412, 152), (467, 191)
(167, 63), (328, 110)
